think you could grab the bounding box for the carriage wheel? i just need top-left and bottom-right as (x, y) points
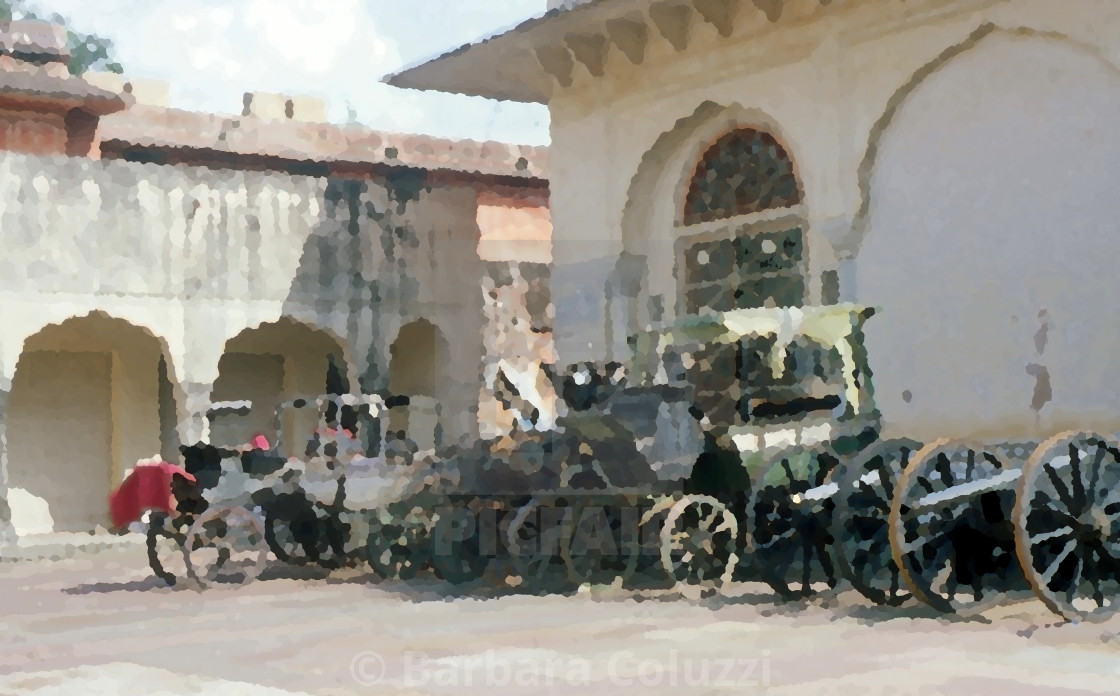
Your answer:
(890, 440), (1021, 615)
(183, 505), (269, 588)
(624, 497), (677, 587)
(506, 498), (573, 590)
(562, 498), (640, 587)
(367, 523), (424, 581)
(264, 502), (325, 567)
(747, 449), (840, 599)
(660, 495), (738, 590)
(430, 506), (491, 585)
(834, 439), (921, 606)
(367, 507), (431, 581)
(146, 511), (187, 586)
(1015, 432), (1120, 622)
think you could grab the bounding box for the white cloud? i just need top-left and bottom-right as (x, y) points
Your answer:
(26, 0), (549, 144)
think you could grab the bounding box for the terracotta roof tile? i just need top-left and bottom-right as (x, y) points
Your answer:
(97, 105), (548, 180)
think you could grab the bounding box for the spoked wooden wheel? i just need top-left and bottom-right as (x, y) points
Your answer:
(430, 505), (491, 585)
(264, 499), (324, 567)
(146, 510), (187, 586)
(183, 505), (268, 588)
(506, 498), (573, 591)
(834, 439), (921, 606)
(660, 495), (738, 590)
(748, 448), (841, 599)
(367, 506), (430, 581)
(890, 440), (1023, 615)
(563, 498), (640, 586)
(1016, 432), (1120, 622)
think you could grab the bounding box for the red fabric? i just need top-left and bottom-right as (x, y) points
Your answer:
(109, 462), (196, 529)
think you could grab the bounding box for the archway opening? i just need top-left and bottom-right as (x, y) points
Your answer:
(212, 317), (353, 455)
(677, 126), (806, 315)
(388, 319), (448, 451)
(8, 312), (176, 534)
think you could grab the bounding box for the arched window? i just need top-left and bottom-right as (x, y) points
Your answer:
(682, 128), (801, 226)
(679, 127), (806, 315)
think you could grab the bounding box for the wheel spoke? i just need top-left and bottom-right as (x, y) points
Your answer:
(801, 537), (813, 595)
(1085, 546), (1104, 607)
(1061, 555), (1084, 606)
(938, 455), (954, 487)
(889, 562), (902, 598)
(781, 460), (795, 485)
(758, 526), (797, 550)
(1068, 443), (1088, 510)
(816, 531), (837, 587)
(1044, 463), (1078, 514)
(1041, 539), (1078, 584)
(880, 465), (896, 502)
(1088, 444), (1107, 504)
(1030, 526), (1074, 544)
(1030, 493), (1080, 525)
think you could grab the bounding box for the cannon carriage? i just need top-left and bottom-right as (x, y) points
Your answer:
(625, 304), (1120, 622)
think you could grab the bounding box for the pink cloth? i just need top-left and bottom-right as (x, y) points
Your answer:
(109, 461), (196, 529)
(250, 434), (270, 450)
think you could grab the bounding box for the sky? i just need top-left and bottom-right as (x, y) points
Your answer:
(23, 0), (551, 145)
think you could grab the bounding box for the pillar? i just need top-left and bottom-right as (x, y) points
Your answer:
(177, 381), (215, 447)
(0, 380), (12, 545)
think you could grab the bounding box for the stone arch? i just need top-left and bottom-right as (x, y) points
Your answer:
(211, 316), (357, 453)
(681, 127), (802, 226)
(852, 26), (1120, 440)
(852, 23), (1120, 245)
(388, 318), (450, 451)
(622, 100), (809, 255)
(7, 310), (181, 534)
(618, 100), (810, 329)
(618, 99), (810, 331)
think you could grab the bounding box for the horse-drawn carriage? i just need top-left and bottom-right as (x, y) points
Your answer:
(137, 393), (450, 587)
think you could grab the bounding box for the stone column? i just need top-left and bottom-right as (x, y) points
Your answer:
(815, 216), (862, 304)
(0, 380), (12, 545)
(177, 381), (215, 447)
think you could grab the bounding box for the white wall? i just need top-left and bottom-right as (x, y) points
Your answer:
(544, 0), (1120, 439)
(857, 31), (1120, 440)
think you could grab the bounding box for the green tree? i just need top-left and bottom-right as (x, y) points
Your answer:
(0, 0), (123, 75)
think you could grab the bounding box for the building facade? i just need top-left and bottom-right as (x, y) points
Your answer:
(392, 0), (1120, 444)
(0, 21), (553, 538)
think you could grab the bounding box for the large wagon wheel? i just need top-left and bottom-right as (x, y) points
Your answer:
(430, 504), (491, 586)
(747, 448), (840, 599)
(367, 506), (430, 581)
(660, 494), (738, 590)
(834, 439), (922, 606)
(1015, 432), (1120, 622)
(507, 497), (574, 591)
(183, 505), (269, 588)
(146, 510), (187, 586)
(264, 497), (325, 567)
(562, 496), (641, 586)
(890, 440), (1021, 615)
